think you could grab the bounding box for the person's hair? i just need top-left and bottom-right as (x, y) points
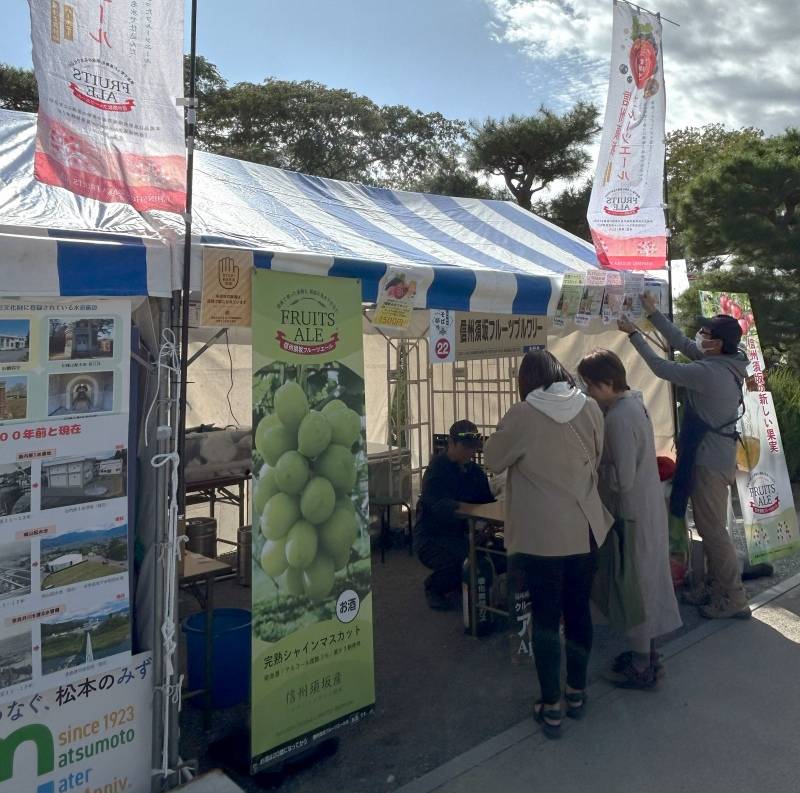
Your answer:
(577, 349), (629, 393)
(518, 350), (575, 400)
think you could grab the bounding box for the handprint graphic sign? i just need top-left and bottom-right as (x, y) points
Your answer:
(200, 249), (253, 328)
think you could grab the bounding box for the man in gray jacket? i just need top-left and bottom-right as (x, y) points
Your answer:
(619, 295), (750, 619)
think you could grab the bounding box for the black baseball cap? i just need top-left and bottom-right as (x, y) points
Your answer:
(449, 420), (481, 448)
(698, 314), (743, 354)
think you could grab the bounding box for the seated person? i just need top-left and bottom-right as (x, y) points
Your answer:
(414, 420), (494, 611)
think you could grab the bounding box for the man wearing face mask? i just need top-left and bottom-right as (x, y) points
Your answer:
(618, 294), (750, 620)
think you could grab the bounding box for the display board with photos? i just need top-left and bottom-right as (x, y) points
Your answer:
(0, 300), (132, 702)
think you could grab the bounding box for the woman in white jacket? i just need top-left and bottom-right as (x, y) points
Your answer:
(578, 349), (682, 688)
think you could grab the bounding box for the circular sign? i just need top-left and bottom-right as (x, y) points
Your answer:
(435, 339), (451, 360)
(336, 589), (360, 624)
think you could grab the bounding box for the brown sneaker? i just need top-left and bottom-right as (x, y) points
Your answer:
(699, 599), (752, 620)
(681, 587), (711, 606)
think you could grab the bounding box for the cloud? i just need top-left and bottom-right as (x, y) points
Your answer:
(483, 0), (799, 134)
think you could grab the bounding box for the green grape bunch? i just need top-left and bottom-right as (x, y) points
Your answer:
(254, 379), (363, 602)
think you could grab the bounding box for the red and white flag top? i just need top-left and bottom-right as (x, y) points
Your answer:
(28, 0), (186, 212)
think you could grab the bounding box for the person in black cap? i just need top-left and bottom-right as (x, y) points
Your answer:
(619, 295), (751, 619)
(414, 420), (494, 610)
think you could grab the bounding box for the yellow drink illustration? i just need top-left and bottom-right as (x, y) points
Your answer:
(737, 436), (760, 471)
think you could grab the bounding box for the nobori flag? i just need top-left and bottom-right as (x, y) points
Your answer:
(587, 2), (667, 270)
(28, 0), (186, 212)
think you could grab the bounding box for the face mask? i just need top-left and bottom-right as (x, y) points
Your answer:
(695, 331), (708, 353)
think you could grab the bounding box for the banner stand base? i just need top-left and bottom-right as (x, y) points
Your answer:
(206, 728), (340, 781)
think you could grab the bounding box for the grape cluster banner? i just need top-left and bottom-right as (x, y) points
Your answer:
(250, 270), (374, 773)
(587, 2), (667, 270)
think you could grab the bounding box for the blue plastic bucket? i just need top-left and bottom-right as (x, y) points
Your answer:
(182, 608), (251, 709)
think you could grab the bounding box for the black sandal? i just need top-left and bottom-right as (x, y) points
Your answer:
(613, 651), (664, 678)
(565, 690), (587, 720)
(612, 659), (658, 690)
(533, 701), (562, 739)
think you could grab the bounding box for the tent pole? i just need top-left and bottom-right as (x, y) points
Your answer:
(177, 0), (198, 516)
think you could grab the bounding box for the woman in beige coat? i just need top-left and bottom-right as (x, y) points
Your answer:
(485, 350), (612, 739)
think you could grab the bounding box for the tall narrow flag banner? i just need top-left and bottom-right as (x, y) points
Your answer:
(28, 0), (186, 212)
(588, 3), (667, 270)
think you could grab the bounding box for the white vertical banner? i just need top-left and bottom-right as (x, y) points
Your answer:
(28, 0), (186, 212)
(588, 2), (667, 270)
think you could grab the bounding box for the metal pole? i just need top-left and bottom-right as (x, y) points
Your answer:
(151, 298), (171, 793)
(177, 0), (198, 516)
(658, 9), (680, 445)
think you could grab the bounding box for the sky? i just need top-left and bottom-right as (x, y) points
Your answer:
(4, 0), (797, 134)
(0, 320), (31, 337)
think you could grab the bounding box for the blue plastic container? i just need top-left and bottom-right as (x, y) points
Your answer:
(182, 608), (251, 709)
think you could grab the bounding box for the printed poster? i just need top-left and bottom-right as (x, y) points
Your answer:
(622, 272), (645, 320)
(587, 3), (667, 269)
(200, 248), (253, 328)
(250, 270), (374, 772)
(373, 265), (429, 331)
(576, 271), (607, 326)
(0, 652), (153, 793)
(552, 273), (585, 328)
(601, 271), (624, 323)
(29, 0), (186, 211)
(0, 300), (132, 704)
(700, 291), (800, 564)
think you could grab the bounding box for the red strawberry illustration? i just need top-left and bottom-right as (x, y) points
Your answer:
(630, 37), (657, 89)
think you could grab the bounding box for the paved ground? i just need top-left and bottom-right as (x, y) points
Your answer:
(179, 532), (795, 793)
(398, 573), (800, 793)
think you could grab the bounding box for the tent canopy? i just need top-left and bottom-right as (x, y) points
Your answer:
(0, 110), (599, 311)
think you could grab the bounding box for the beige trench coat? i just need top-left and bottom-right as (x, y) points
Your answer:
(484, 400), (613, 557)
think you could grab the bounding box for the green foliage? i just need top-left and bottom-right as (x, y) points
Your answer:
(534, 180), (593, 241)
(411, 163), (505, 200)
(199, 76), (467, 186)
(0, 63), (39, 112)
(105, 538), (127, 561)
(665, 124), (763, 258)
(673, 129), (800, 367)
(468, 103), (599, 210)
(768, 367), (800, 481)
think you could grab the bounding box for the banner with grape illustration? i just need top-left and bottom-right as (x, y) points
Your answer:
(250, 270), (374, 773)
(701, 291), (800, 564)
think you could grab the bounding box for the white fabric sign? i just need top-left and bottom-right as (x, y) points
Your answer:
(0, 652), (153, 793)
(29, 0), (186, 212)
(588, 3), (667, 270)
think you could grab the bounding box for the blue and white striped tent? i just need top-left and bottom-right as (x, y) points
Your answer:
(0, 110), (599, 312)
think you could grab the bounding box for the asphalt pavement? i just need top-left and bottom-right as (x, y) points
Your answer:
(397, 572), (800, 793)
